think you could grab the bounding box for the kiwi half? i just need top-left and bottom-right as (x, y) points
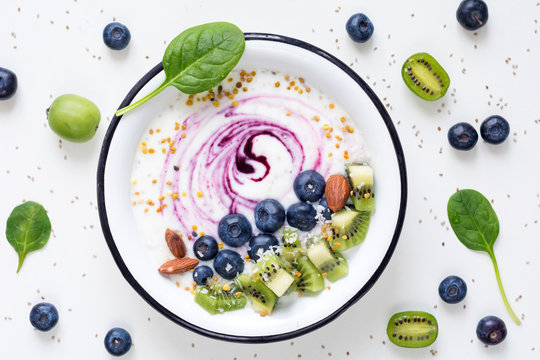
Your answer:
(194, 282), (247, 315)
(346, 163), (375, 212)
(329, 208), (370, 251)
(386, 311), (439, 348)
(307, 235), (348, 282)
(294, 255), (325, 294)
(252, 252), (297, 297)
(402, 52), (450, 101)
(235, 273), (278, 315)
(281, 227), (303, 262)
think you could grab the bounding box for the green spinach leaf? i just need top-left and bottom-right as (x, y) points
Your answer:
(6, 201), (51, 273)
(448, 189), (520, 325)
(116, 22), (245, 116)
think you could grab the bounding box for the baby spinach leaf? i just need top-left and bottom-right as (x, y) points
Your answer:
(448, 189), (521, 325)
(6, 201), (51, 273)
(116, 22), (245, 116)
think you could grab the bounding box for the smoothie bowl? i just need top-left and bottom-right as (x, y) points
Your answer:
(97, 33), (407, 342)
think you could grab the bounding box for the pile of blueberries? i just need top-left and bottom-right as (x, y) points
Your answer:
(192, 170), (329, 286)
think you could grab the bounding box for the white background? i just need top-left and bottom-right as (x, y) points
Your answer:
(1, 0), (539, 359)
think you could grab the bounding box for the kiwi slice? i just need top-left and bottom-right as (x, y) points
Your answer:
(194, 282), (247, 315)
(281, 227), (303, 263)
(346, 163), (375, 212)
(307, 235), (348, 282)
(402, 52), (450, 101)
(235, 273), (278, 315)
(294, 255), (325, 294)
(387, 311), (439, 348)
(252, 252), (297, 297)
(329, 208), (370, 251)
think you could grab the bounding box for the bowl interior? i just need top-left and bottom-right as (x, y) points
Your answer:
(100, 35), (405, 340)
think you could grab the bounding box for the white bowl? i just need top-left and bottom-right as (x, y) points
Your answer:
(97, 33), (407, 343)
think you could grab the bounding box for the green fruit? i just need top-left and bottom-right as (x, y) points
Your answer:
(329, 208), (370, 251)
(47, 94), (101, 143)
(194, 281), (246, 314)
(307, 235), (348, 282)
(251, 253), (297, 297)
(387, 311), (438, 348)
(346, 163), (375, 212)
(281, 227), (303, 263)
(294, 255), (325, 294)
(402, 52), (450, 101)
(234, 273), (278, 315)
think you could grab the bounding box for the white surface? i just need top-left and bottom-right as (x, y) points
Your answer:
(104, 39), (402, 337)
(1, 0), (539, 358)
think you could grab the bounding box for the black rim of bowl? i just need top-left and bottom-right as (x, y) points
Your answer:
(97, 32), (408, 343)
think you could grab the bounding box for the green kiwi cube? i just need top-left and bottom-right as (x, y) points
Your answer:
(330, 208), (371, 251)
(294, 255), (325, 294)
(194, 282), (247, 315)
(346, 163), (375, 212)
(307, 237), (348, 283)
(235, 273), (278, 315)
(281, 227), (303, 262)
(252, 253), (297, 297)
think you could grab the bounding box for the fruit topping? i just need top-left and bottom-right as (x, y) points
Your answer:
(293, 255), (325, 295)
(293, 170), (326, 202)
(0, 67), (17, 100)
(346, 164), (375, 212)
(165, 228), (186, 258)
(252, 252), (297, 297)
(480, 115), (510, 144)
(213, 249), (244, 279)
(438, 275), (467, 304)
(318, 196), (332, 221)
(456, 0), (489, 31)
(345, 13), (374, 43)
(329, 208), (370, 251)
(402, 53), (450, 101)
(324, 175), (351, 212)
(448, 122), (478, 150)
(248, 234), (279, 261)
(103, 22), (131, 50)
(235, 273), (278, 315)
(281, 227), (303, 262)
(476, 315), (507, 345)
(307, 235), (348, 282)
(286, 202), (317, 231)
(47, 94), (101, 143)
(218, 213), (252, 247)
(193, 235), (219, 260)
(104, 327), (132, 356)
(254, 199), (286, 233)
(29, 302), (59, 332)
(387, 311), (438, 348)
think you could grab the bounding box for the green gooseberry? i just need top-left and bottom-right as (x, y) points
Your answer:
(47, 94), (101, 143)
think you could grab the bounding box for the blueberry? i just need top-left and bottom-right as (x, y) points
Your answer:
(346, 13), (374, 43)
(29, 302), (59, 332)
(104, 327), (132, 356)
(456, 0), (488, 31)
(248, 234), (279, 261)
(213, 249), (244, 279)
(438, 275), (467, 304)
(318, 196), (332, 221)
(480, 115), (510, 144)
(293, 170), (325, 202)
(193, 235), (219, 260)
(103, 22), (131, 50)
(0, 67), (17, 100)
(254, 199), (286, 233)
(286, 202), (317, 231)
(193, 265), (214, 285)
(476, 316), (507, 345)
(448, 122), (478, 150)
(218, 214), (252, 247)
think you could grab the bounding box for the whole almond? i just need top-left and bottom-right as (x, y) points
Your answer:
(158, 257), (199, 274)
(325, 175), (351, 212)
(165, 228), (187, 258)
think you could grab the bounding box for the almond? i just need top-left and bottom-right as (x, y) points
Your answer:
(165, 228), (187, 258)
(324, 175), (351, 212)
(158, 257), (199, 274)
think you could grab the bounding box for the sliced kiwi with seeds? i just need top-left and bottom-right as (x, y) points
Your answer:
(402, 52), (450, 101)
(281, 227), (304, 263)
(346, 163), (375, 212)
(235, 273), (278, 315)
(294, 255), (325, 295)
(307, 235), (348, 282)
(386, 311), (438, 348)
(194, 281), (247, 315)
(252, 252), (297, 297)
(329, 208), (370, 251)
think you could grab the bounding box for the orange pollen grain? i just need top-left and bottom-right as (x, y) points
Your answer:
(232, 100), (239, 107)
(218, 242), (224, 249)
(181, 124), (187, 130)
(213, 100), (220, 107)
(286, 111), (292, 116)
(328, 153), (333, 157)
(329, 103), (335, 109)
(275, 81), (280, 87)
(322, 124), (330, 131)
(148, 148), (155, 154)
(192, 225), (198, 231)
(196, 191), (203, 198)
(182, 192), (187, 197)
(313, 115), (320, 121)
(305, 87), (311, 93)
(325, 133), (331, 138)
